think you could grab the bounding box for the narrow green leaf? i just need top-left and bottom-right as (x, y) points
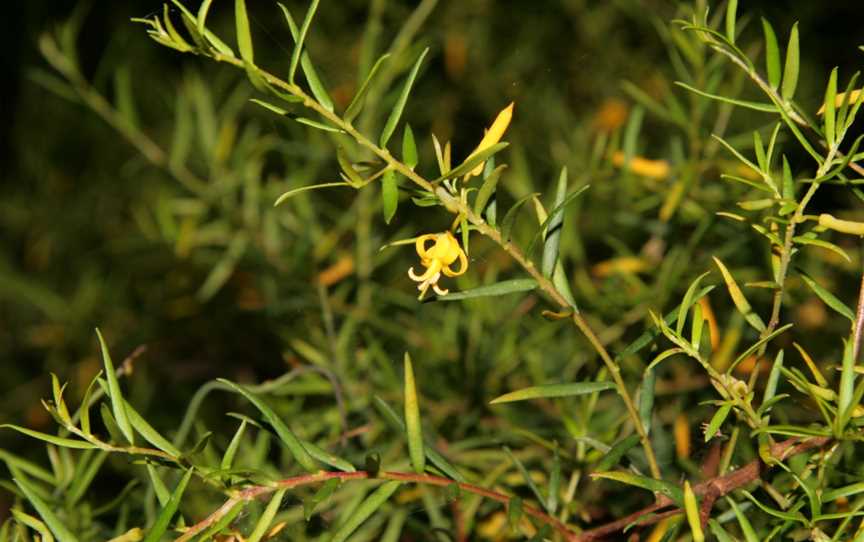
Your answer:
(437, 278), (537, 301)
(705, 404), (732, 442)
(379, 47), (429, 148)
(381, 170), (398, 224)
(542, 167), (568, 277)
(67, 450), (107, 506)
(503, 447), (546, 511)
(729, 324), (793, 373)
(676, 82), (778, 112)
(0, 426), (94, 450)
(490, 382), (615, 404)
(825, 67), (838, 147)
(329, 481), (401, 542)
(279, 3), (334, 112)
(298, 439), (355, 472)
(305, 478), (340, 520)
(196, 0), (214, 38)
(247, 488), (287, 542)
(713, 257), (766, 332)
(763, 350), (784, 408)
(794, 236), (852, 263)
(234, 0), (253, 63)
(371, 396), (466, 483)
(595, 434), (640, 472)
(402, 125), (418, 169)
(824, 481), (864, 502)
(753, 131), (768, 172)
(616, 286), (715, 360)
(344, 53), (390, 123)
(592, 471), (683, 506)
(142, 469), (193, 542)
(13, 475), (79, 542)
(220, 419), (247, 471)
(708, 519), (736, 542)
(96, 379), (181, 457)
(725, 0), (738, 43)
(288, 0), (320, 84)
(274, 182), (352, 206)
(0, 450), (55, 485)
(690, 302), (705, 349)
(837, 339), (855, 433)
(77, 372), (101, 436)
(403, 353), (425, 475)
(547, 444), (561, 514)
(95, 329), (134, 444)
(677, 271), (711, 335)
(473, 164), (507, 216)
(639, 368), (656, 434)
(438, 142), (509, 182)
(217, 379), (318, 472)
(761, 18), (781, 88)
(781, 23), (800, 100)
(799, 272), (855, 321)
(726, 498), (759, 542)
(146, 464), (170, 507)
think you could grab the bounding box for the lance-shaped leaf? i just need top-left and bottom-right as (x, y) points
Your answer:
(725, 0), (737, 43)
(96, 329), (134, 444)
(371, 396), (465, 482)
(247, 488), (287, 542)
(344, 53), (390, 122)
(217, 378), (317, 472)
(279, 3), (333, 111)
(437, 279), (537, 301)
(287, 0), (320, 84)
(438, 142), (509, 182)
(0, 425), (95, 450)
(329, 481), (401, 542)
(473, 164), (507, 215)
(824, 67), (838, 147)
(781, 23), (800, 100)
(712, 257), (765, 332)
(490, 381), (615, 404)
(595, 434), (640, 472)
(403, 353), (425, 475)
(379, 47), (429, 147)
(542, 167), (567, 277)
(14, 475), (79, 542)
(799, 271), (854, 322)
(591, 471), (683, 506)
(402, 125), (418, 169)
(142, 469), (193, 542)
(381, 170), (398, 224)
(761, 18), (781, 88)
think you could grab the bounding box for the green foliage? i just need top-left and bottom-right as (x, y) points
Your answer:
(5, 1), (864, 541)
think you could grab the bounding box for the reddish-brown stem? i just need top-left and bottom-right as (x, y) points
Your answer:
(177, 436), (830, 542)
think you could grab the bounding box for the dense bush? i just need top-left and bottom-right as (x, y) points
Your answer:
(3, 1), (864, 540)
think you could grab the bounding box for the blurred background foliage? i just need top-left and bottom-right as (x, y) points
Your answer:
(2, 0), (864, 536)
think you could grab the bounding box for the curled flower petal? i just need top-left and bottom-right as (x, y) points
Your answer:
(441, 248), (468, 277)
(406, 231), (469, 299)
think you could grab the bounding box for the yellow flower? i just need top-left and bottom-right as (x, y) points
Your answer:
(408, 231), (468, 298)
(463, 102), (515, 181)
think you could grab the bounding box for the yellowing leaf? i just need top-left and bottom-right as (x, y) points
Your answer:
(817, 88), (863, 115)
(611, 151), (670, 179)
